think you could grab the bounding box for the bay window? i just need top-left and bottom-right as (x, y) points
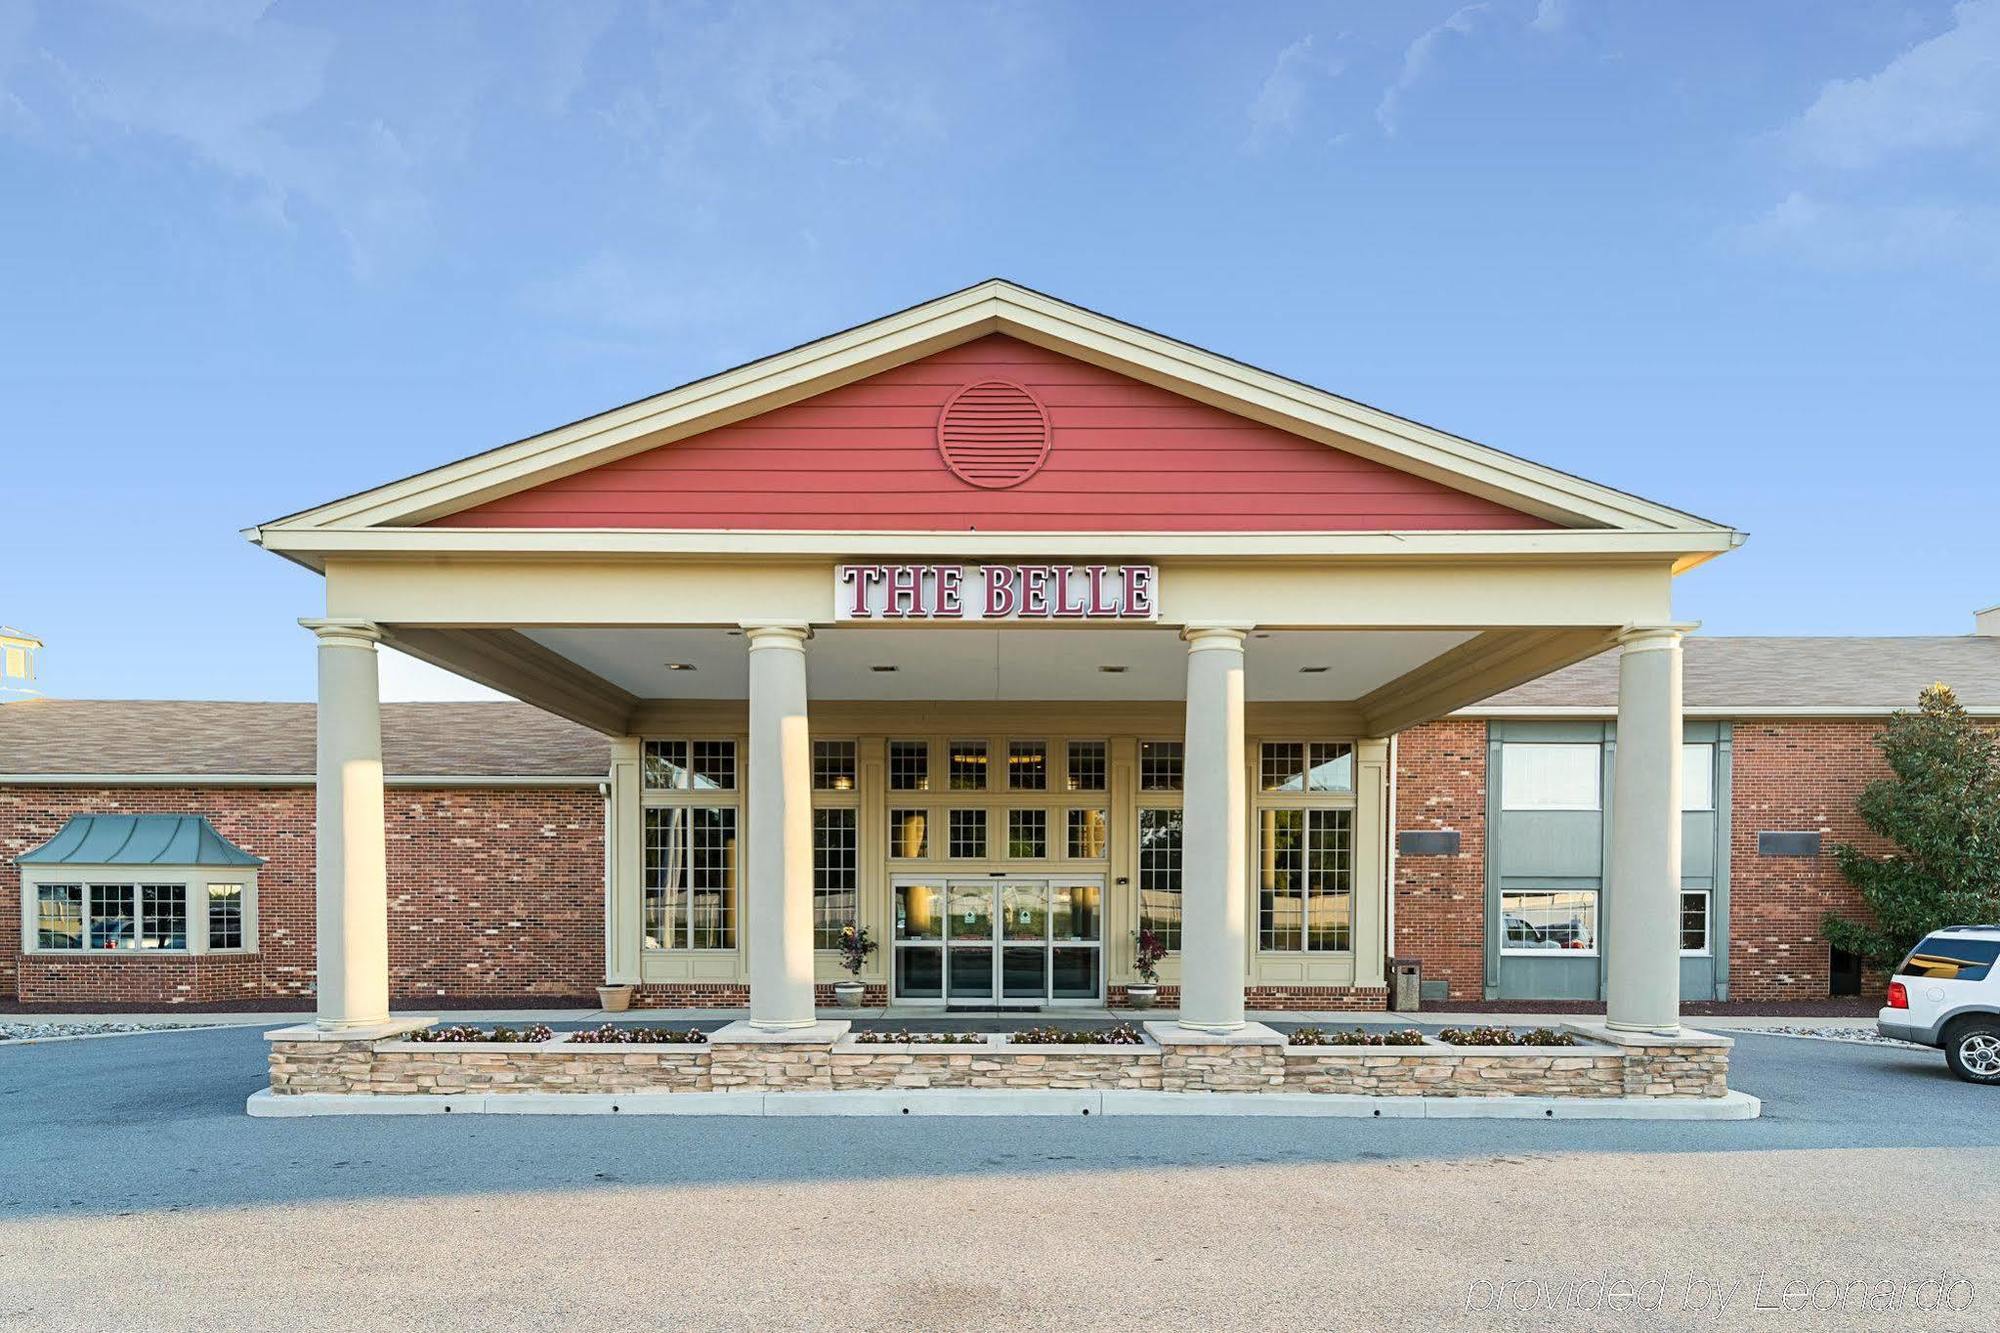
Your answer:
(25, 874), (256, 954)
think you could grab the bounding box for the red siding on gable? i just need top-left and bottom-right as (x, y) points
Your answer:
(433, 335), (1554, 532)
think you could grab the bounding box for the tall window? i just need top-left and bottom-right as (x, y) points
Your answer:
(1136, 808), (1183, 950)
(36, 883), (82, 950)
(207, 884), (244, 951)
(1679, 889), (1711, 955)
(813, 808), (858, 949)
(643, 737), (740, 950)
(1255, 740), (1358, 954)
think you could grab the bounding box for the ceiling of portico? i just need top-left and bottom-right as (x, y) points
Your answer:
(519, 627), (1478, 702)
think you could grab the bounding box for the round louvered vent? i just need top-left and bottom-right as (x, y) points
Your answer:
(936, 380), (1052, 489)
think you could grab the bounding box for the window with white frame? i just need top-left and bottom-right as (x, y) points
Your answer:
(1499, 889), (1599, 954)
(1681, 743), (1715, 812)
(642, 737), (740, 950)
(1680, 889), (1711, 955)
(812, 808), (858, 949)
(1255, 741), (1357, 953)
(25, 874), (256, 954)
(1500, 743), (1602, 811)
(1136, 807), (1183, 951)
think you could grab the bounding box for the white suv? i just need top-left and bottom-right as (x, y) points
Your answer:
(1879, 926), (2000, 1084)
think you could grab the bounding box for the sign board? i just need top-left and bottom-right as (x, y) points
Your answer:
(835, 563), (1159, 621)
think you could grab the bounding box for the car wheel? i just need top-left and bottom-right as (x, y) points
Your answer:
(1943, 1019), (2000, 1085)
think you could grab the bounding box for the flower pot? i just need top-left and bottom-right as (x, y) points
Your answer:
(833, 980), (866, 1009)
(1125, 984), (1158, 1010)
(596, 984), (634, 1013)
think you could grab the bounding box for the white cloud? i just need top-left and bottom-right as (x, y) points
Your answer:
(1377, 3), (1490, 136)
(1733, 190), (2000, 277)
(1247, 34), (1343, 148)
(1529, 0), (1569, 34)
(377, 649), (508, 703)
(1786, 0), (2000, 171)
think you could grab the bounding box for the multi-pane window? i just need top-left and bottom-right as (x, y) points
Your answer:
(1679, 889), (1710, 955)
(36, 883), (82, 950)
(1499, 743), (1601, 811)
(888, 809), (929, 859)
(1065, 741), (1107, 792)
(28, 878), (253, 953)
(1259, 742), (1354, 792)
(1257, 809), (1353, 952)
(1139, 741), (1184, 791)
(1008, 741), (1047, 791)
(90, 884), (136, 950)
(813, 740), (858, 792)
(1067, 808), (1108, 859)
(1136, 808), (1183, 950)
(1499, 890), (1599, 954)
(813, 808), (858, 948)
(948, 808), (987, 858)
(207, 884), (244, 951)
(140, 884), (187, 950)
(645, 739), (738, 791)
(1008, 809), (1047, 859)
(643, 806), (738, 950)
(889, 740), (930, 791)
(949, 741), (988, 791)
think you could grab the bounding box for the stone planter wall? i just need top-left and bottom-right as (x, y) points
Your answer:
(265, 1019), (1734, 1101)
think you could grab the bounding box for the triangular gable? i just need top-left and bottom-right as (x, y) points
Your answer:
(431, 334), (1554, 533)
(253, 280), (1734, 544)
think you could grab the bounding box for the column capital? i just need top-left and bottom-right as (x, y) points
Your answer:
(1616, 622), (1696, 653)
(740, 622), (812, 651)
(1181, 623), (1253, 651)
(300, 618), (382, 650)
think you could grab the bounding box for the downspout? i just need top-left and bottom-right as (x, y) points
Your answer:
(1385, 733), (1399, 959)
(599, 779), (613, 984)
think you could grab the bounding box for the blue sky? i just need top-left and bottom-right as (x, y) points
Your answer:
(2, 0), (1996, 701)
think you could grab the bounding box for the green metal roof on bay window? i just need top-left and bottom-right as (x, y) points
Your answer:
(17, 814), (264, 867)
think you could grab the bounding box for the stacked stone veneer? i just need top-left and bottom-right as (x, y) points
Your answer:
(269, 1021), (1733, 1100)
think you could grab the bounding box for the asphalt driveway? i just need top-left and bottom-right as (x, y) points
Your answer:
(1, 1026), (1994, 1332)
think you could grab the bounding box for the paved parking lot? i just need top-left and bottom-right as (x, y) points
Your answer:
(2, 1025), (1995, 1331)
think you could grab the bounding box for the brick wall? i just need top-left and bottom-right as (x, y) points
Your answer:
(1727, 720), (1891, 1000)
(1392, 720), (1488, 1002)
(2, 784), (603, 1007)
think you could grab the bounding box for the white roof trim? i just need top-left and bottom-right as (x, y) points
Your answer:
(251, 280), (1735, 542)
(1458, 705), (2000, 719)
(0, 773), (605, 789)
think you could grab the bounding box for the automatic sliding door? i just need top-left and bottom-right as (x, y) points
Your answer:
(1051, 880), (1103, 1002)
(945, 882), (994, 1003)
(1000, 881), (1049, 1004)
(893, 881), (944, 1000)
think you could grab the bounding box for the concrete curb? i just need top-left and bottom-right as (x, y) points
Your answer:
(1, 1023), (235, 1047)
(246, 1086), (1762, 1120)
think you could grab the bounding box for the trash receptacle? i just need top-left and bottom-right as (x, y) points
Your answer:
(1387, 957), (1421, 1012)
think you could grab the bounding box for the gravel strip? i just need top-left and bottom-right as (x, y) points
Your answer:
(1735, 1024), (1927, 1049)
(1, 1021), (226, 1043)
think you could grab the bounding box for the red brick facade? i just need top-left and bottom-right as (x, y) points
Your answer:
(1726, 720), (1890, 1000)
(2, 784), (603, 1008)
(1392, 720), (1489, 1002)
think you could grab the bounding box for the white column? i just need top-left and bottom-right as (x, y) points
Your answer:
(1606, 625), (1685, 1035)
(303, 618), (390, 1033)
(1178, 624), (1251, 1033)
(744, 623), (816, 1030)
(604, 737), (643, 986)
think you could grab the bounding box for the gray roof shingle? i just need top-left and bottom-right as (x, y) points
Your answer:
(1479, 636), (2000, 711)
(0, 700), (609, 778)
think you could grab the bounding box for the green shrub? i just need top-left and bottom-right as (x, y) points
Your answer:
(1008, 1022), (1144, 1045)
(1436, 1026), (1576, 1047)
(565, 1023), (706, 1044)
(408, 1024), (554, 1044)
(1287, 1026), (1426, 1046)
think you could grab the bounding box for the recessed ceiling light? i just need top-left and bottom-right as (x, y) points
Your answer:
(663, 662), (697, 672)
(1299, 665), (1329, 674)
(1098, 665), (1128, 674)
(870, 665), (898, 673)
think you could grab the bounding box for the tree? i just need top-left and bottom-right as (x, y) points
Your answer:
(1823, 683), (2000, 967)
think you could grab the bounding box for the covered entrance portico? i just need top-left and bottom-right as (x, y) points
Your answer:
(252, 280), (1741, 1064)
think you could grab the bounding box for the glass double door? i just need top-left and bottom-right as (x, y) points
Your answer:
(894, 877), (1103, 1006)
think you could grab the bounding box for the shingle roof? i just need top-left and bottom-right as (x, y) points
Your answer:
(18, 814), (263, 866)
(1478, 636), (2000, 712)
(0, 699), (609, 778)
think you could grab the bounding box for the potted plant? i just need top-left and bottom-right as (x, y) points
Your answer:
(1127, 928), (1166, 1009)
(596, 980), (634, 1013)
(834, 923), (876, 1008)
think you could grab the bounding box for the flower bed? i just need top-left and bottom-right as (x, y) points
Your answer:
(1436, 1026), (1578, 1047)
(406, 1024), (554, 1044)
(565, 1024), (707, 1044)
(1287, 1026), (1426, 1047)
(849, 1029), (984, 1045)
(1009, 1022), (1144, 1045)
